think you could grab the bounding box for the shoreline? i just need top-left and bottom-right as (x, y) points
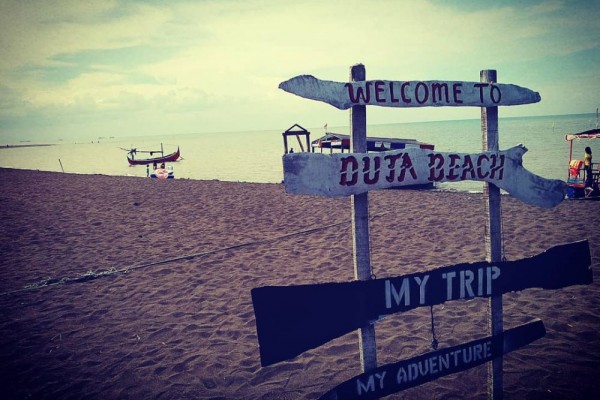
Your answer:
(0, 143), (55, 149)
(1, 166), (492, 195)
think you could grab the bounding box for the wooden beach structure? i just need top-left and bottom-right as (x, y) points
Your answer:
(565, 128), (600, 199)
(252, 65), (589, 400)
(312, 133), (434, 153)
(282, 124), (311, 155)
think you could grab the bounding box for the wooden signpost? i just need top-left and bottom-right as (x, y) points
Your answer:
(252, 240), (592, 367)
(349, 65), (378, 373)
(253, 66), (587, 399)
(481, 69), (504, 399)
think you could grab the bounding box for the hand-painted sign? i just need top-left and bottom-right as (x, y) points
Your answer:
(283, 145), (566, 208)
(279, 75), (541, 110)
(319, 319), (546, 400)
(251, 240), (591, 367)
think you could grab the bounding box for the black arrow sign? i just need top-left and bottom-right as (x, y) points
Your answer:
(251, 240), (591, 367)
(319, 319), (546, 400)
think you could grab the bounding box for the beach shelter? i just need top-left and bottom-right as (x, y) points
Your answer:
(282, 124), (311, 154)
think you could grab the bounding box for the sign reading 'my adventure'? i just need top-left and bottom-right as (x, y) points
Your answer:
(252, 240), (591, 367)
(279, 75), (541, 110)
(283, 145), (566, 208)
(319, 319), (546, 400)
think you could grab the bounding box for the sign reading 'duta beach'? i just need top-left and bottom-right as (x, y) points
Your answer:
(319, 319), (546, 400)
(283, 145), (566, 208)
(251, 240), (591, 367)
(279, 75), (541, 110)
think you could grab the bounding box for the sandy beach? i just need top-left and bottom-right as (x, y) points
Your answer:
(0, 167), (598, 399)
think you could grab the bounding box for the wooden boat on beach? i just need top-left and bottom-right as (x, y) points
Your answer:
(565, 128), (600, 199)
(123, 144), (181, 166)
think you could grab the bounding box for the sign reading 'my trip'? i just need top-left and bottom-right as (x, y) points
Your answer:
(252, 241), (591, 367)
(279, 75), (541, 110)
(283, 145), (566, 208)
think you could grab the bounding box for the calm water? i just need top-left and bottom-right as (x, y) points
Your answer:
(1, 113), (598, 193)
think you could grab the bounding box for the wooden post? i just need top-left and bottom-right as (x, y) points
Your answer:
(283, 133), (289, 154)
(295, 134), (305, 152)
(481, 69), (503, 400)
(350, 64), (377, 373)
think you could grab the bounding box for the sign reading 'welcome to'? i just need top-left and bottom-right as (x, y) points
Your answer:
(279, 75), (541, 110)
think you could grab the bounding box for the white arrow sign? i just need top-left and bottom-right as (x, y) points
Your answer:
(279, 75), (541, 110)
(283, 145), (566, 208)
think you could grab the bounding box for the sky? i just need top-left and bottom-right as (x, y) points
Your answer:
(0, 0), (599, 142)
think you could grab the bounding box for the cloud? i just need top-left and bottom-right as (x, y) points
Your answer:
(0, 0), (599, 141)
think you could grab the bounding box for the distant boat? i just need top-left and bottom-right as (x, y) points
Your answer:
(122, 144), (181, 166)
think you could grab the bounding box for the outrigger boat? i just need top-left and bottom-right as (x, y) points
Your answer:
(122, 143), (181, 166)
(565, 128), (600, 199)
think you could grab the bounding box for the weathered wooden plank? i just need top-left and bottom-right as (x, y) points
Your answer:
(282, 145), (566, 208)
(251, 240), (591, 367)
(278, 75), (541, 110)
(319, 319), (546, 400)
(481, 68), (503, 400)
(349, 64), (378, 373)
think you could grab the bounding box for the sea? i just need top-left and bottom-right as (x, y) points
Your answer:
(1, 113), (598, 194)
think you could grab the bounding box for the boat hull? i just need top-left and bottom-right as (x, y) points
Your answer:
(127, 148), (180, 165)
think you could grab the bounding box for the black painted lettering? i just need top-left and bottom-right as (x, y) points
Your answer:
(344, 82), (372, 103)
(375, 81), (386, 103)
(363, 156), (381, 185)
(415, 82), (429, 104)
(397, 153), (418, 182)
(446, 154), (462, 181)
(477, 154), (490, 179)
(401, 82), (411, 103)
(490, 84), (501, 103)
(474, 83), (488, 103)
(339, 156), (359, 186)
(428, 153), (445, 182)
(453, 83), (463, 104)
(461, 155), (475, 180)
(389, 81), (400, 103)
(431, 82), (449, 103)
